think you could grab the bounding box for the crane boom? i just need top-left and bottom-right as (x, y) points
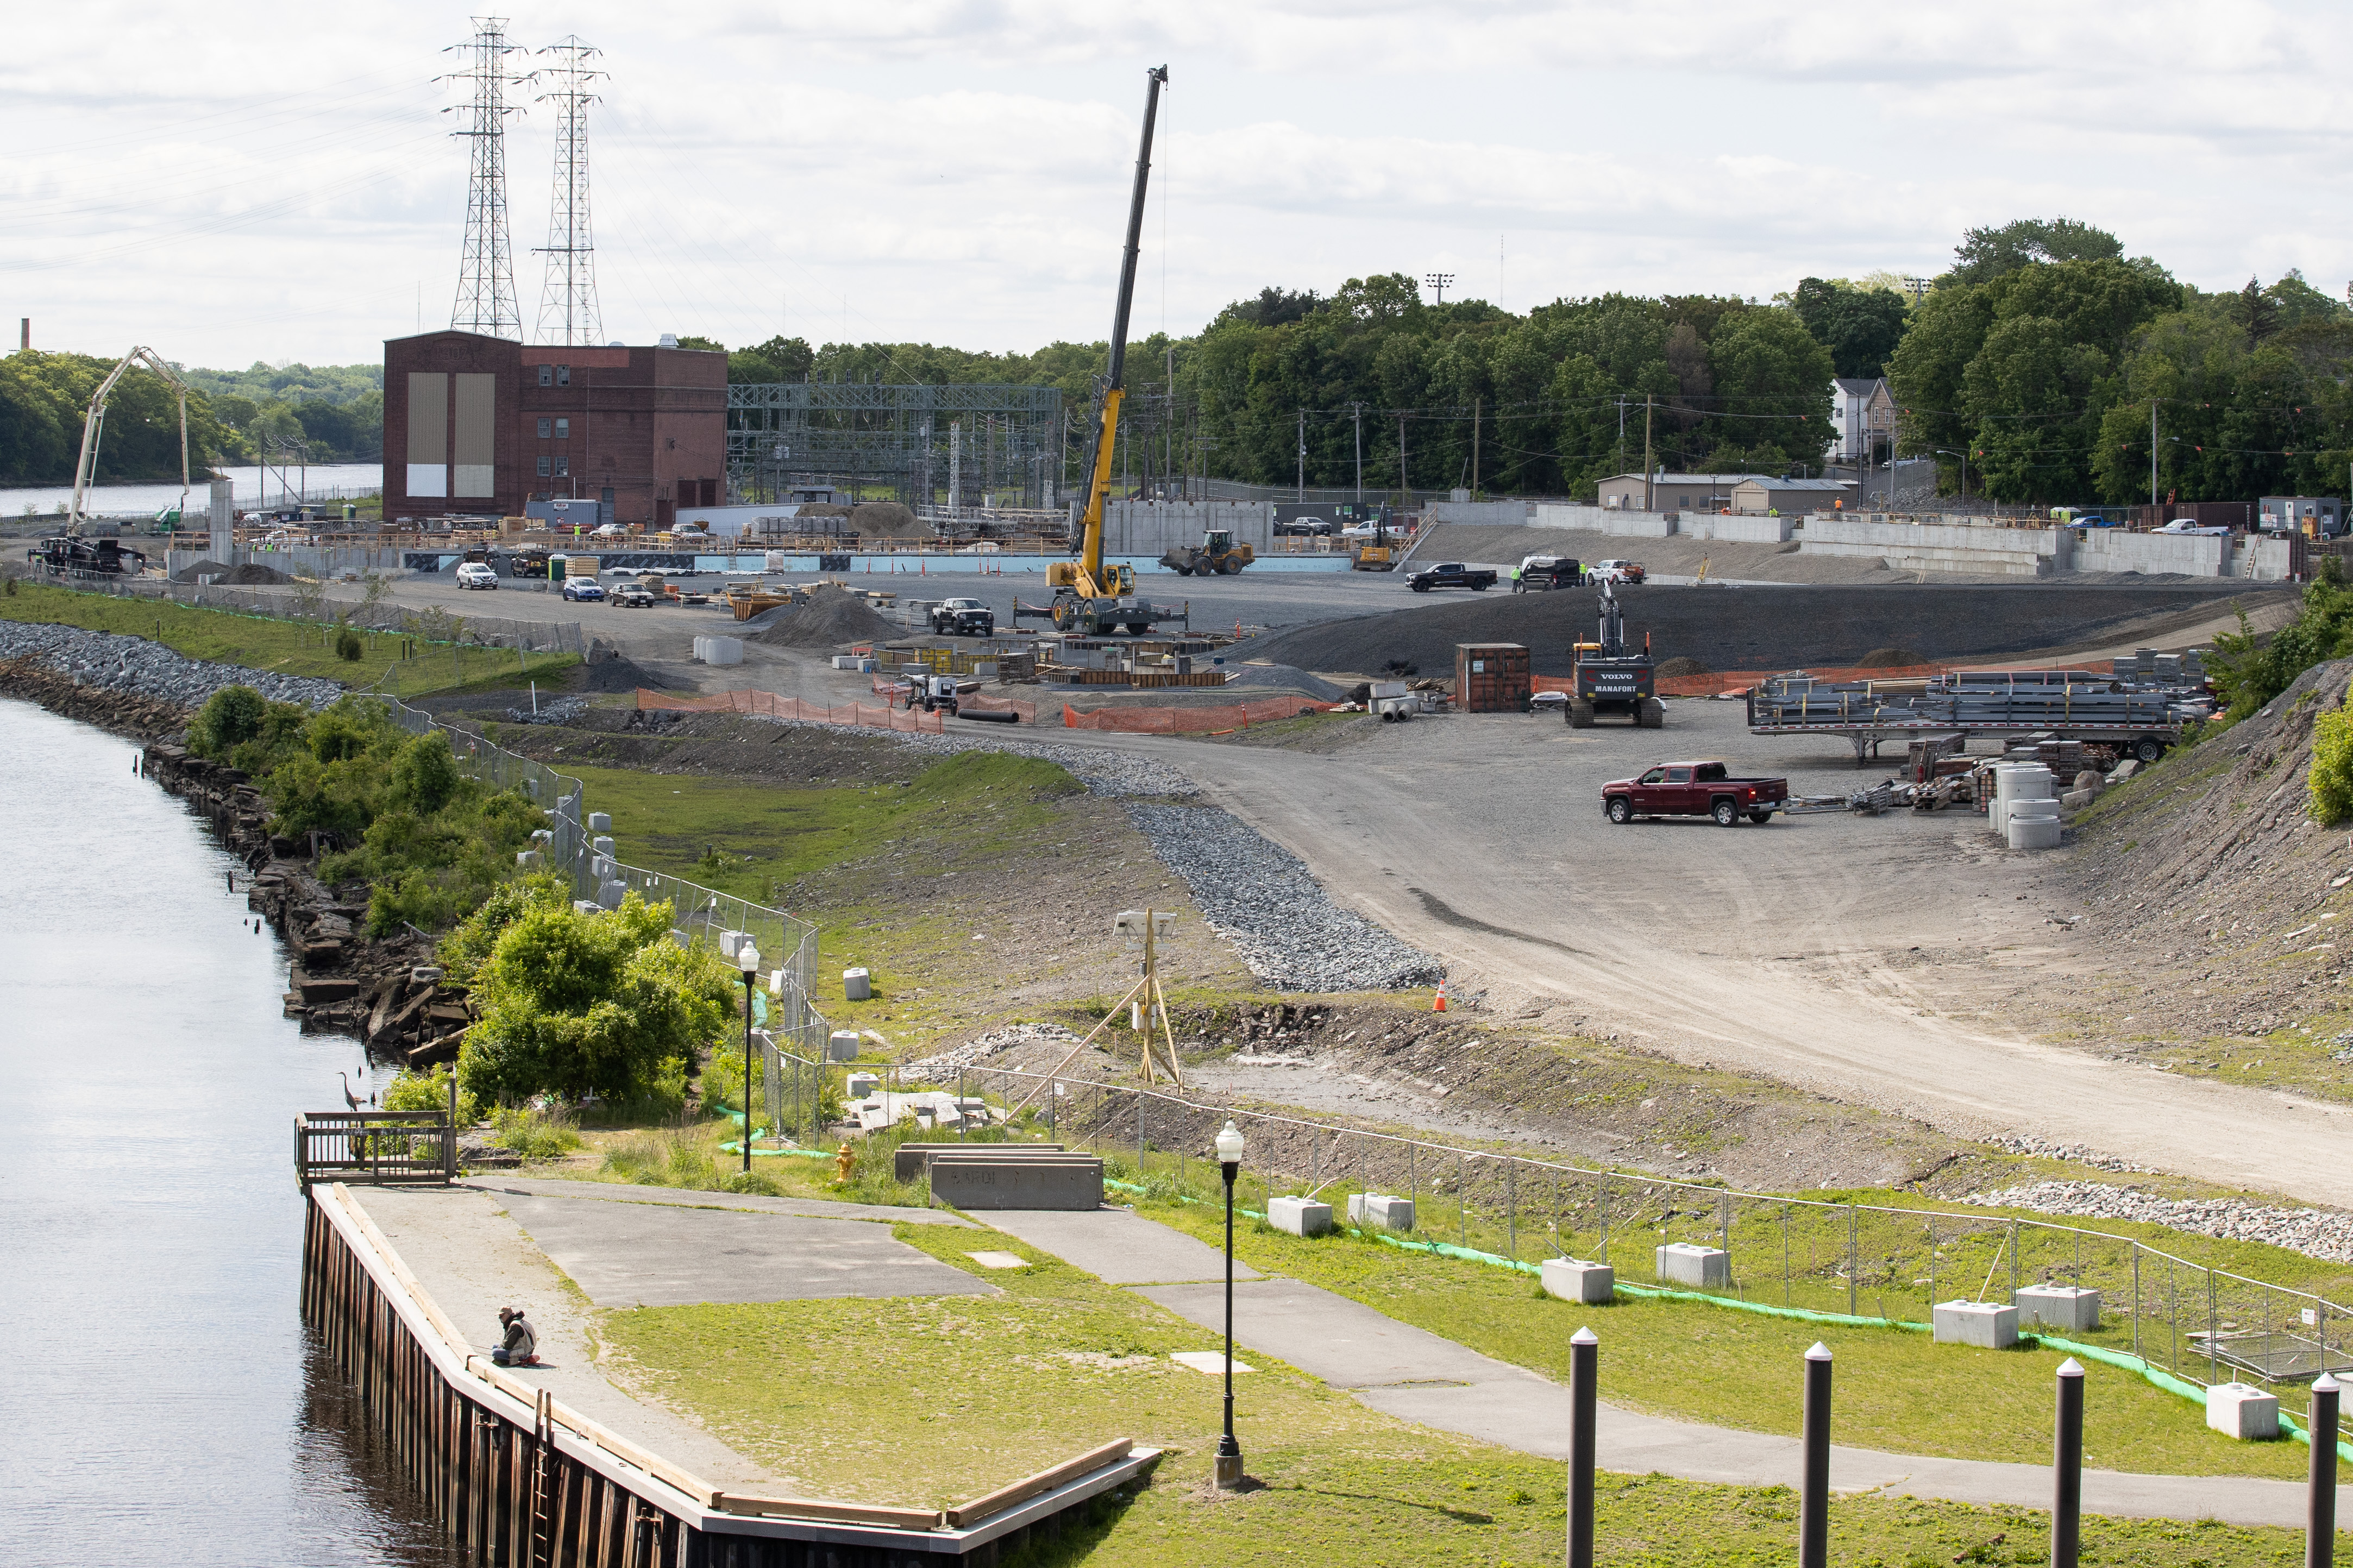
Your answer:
(1070, 65), (1167, 595)
(68, 347), (194, 535)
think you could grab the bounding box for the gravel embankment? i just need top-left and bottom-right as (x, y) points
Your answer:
(740, 714), (1199, 798)
(0, 621), (343, 710)
(1128, 801), (1444, 992)
(1962, 1181), (2353, 1265)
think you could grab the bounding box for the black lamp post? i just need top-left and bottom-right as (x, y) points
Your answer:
(737, 941), (761, 1174)
(1215, 1118), (1246, 1489)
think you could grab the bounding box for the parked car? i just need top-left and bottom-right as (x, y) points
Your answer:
(454, 562), (500, 590)
(929, 597), (996, 636)
(1513, 556), (1582, 592)
(591, 522), (629, 538)
(1603, 760), (1789, 826)
(1585, 559), (1646, 585)
(611, 582), (656, 608)
(560, 577), (607, 602)
(1406, 562), (1497, 593)
(2155, 518), (2233, 536)
(1276, 515), (1333, 537)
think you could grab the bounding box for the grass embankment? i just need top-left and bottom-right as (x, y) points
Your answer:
(597, 1223), (2334, 1566)
(0, 580), (578, 698)
(1130, 1194), (2326, 1482)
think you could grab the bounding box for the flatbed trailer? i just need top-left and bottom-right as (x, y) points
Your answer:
(1748, 715), (2187, 766)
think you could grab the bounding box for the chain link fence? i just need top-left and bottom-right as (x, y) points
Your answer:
(737, 1053), (2353, 1397)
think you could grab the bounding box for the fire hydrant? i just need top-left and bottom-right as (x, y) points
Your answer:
(834, 1142), (856, 1183)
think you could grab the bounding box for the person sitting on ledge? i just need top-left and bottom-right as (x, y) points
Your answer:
(492, 1306), (538, 1367)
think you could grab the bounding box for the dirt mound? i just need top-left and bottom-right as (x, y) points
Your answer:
(752, 587), (897, 649)
(849, 501), (923, 538)
(1223, 663), (1349, 702)
(173, 559), (291, 585)
(1250, 582), (2279, 679)
(577, 651), (662, 693)
(1654, 656), (1710, 677)
(1855, 646), (1927, 667)
(2059, 658), (2353, 1041)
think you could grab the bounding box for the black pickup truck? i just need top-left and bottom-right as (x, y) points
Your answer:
(929, 597), (996, 636)
(1406, 562), (1497, 593)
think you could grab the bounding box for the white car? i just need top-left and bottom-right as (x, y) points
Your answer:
(1585, 559), (1646, 584)
(2155, 519), (2233, 536)
(454, 562), (499, 590)
(591, 522), (628, 538)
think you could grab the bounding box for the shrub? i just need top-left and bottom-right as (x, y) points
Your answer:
(382, 1062), (482, 1125)
(2312, 695), (2353, 824)
(721, 1169), (781, 1196)
(189, 683), (268, 757)
(335, 624), (363, 661)
(490, 1105), (583, 1160)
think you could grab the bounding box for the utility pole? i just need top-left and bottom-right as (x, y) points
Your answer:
(1642, 395), (1654, 511)
(1351, 402), (1364, 502)
(1398, 411), (1409, 500)
(1296, 409), (1305, 502)
(2150, 399), (2159, 509)
(1472, 396), (1481, 496)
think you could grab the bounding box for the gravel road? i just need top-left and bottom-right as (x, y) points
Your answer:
(0, 620), (343, 710)
(1963, 1180), (2353, 1266)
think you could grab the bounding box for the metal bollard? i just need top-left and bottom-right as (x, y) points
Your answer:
(2312, 1373), (2341, 1568)
(2054, 1358), (2085, 1568)
(1568, 1327), (1597, 1568)
(1801, 1343), (1831, 1568)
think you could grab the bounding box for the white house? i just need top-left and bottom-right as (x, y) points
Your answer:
(1829, 377), (1893, 463)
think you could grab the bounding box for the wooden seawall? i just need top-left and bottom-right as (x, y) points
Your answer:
(302, 1184), (1157, 1566)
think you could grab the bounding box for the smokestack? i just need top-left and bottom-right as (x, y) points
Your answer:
(18, 319), (26, 351)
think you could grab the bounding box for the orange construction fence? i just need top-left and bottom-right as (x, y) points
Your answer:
(1062, 695), (1336, 733)
(634, 687), (946, 734)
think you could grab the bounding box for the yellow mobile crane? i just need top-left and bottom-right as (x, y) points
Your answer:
(1018, 66), (1190, 638)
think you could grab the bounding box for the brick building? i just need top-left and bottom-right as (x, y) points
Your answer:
(382, 331), (726, 527)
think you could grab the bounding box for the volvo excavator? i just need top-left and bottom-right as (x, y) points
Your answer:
(1014, 67), (1190, 639)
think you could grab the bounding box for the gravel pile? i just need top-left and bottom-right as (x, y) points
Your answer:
(1961, 1181), (2353, 1265)
(1985, 1134), (2149, 1173)
(909, 1022), (1081, 1070)
(753, 590), (898, 649)
(0, 621), (343, 710)
(506, 695), (589, 726)
(1127, 801), (1444, 991)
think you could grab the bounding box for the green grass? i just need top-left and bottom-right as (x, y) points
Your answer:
(1128, 1197), (2323, 1481)
(595, 1215), (2339, 1566)
(0, 580), (578, 697)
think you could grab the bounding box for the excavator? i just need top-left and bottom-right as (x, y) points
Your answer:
(1015, 67), (1190, 639)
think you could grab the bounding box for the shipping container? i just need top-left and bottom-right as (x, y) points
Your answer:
(1455, 643), (1532, 713)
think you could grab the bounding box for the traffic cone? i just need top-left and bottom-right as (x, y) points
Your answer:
(1433, 978), (1447, 1013)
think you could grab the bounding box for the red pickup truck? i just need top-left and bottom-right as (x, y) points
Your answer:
(1603, 760), (1789, 826)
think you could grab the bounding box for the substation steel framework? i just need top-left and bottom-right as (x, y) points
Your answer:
(726, 382), (1064, 509)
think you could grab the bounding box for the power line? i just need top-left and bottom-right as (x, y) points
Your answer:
(442, 16), (527, 339)
(532, 35), (604, 347)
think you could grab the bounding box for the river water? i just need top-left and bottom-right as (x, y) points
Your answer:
(0, 462), (384, 518)
(0, 699), (459, 1565)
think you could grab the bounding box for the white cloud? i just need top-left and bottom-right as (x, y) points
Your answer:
(2, 1), (2349, 367)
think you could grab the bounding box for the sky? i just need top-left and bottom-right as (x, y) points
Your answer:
(4, 1), (2350, 371)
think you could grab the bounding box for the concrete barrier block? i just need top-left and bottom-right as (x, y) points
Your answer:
(827, 1030), (861, 1062)
(2012, 1284), (2101, 1332)
(587, 811), (611, 833)
(846, 1071), (880, 1100)
(1541, 1258), (1615, 1304)
(1268, 1195), (1333, 1237)
(596, 879), (627, 909)
(2206, 1382), (2280, 1440)
(894, 1141), (1066, 1182)
(1932, 1299), (2019, 1348)
(842, 966), (871, 1001)
(930, 1156), (1104, 1211)
(1349, 1194), (1415, 1231)
(1655, 1243), (1730, 1288)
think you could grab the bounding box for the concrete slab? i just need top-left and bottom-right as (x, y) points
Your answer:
(966, 1251), (1030, 1269)
(1170, 1351), (1254, 1376)
(978, 1207), (1262, 1285)
(459, 1173), (976, 1226)
(497, 1192), (997, 1308)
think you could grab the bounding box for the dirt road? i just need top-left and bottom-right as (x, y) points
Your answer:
(1030, 703), (2353, 1208)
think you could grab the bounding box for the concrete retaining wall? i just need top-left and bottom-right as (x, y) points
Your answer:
(1679, 513), (1793, 543)
(1797, 515), (2059, 577)
(1420, 500), (1532, 527)
(1533, 504), (1677, 537)
(2238, 536), (2296, 581)
(2074, 529), (2229, 577)
(167, 544), (411, 578)
(1080, 501), (1278, 556)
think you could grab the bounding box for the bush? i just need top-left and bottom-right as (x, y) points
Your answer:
(381, 1062), (481, 1125)
(335, 624), (363, 661)
(721, 1169), (781, 1196)
(189, 683), (268, 757)
(2312, 695), (2353, 824)
(490, 1105), (583, 1160)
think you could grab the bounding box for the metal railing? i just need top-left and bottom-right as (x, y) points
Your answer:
(742, 1053), (2353, 1393)
(296, 1111), (455, 1186)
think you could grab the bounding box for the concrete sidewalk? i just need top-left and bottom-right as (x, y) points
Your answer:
(978, 1206), (1263, 1285)
(1021, 1211), (2346, 1528)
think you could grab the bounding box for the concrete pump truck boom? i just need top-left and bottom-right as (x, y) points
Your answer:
(1021, 66), (1190, 638)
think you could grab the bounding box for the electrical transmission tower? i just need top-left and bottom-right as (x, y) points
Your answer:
(442, 17), (528, 339)
(534, 35), (605, 347)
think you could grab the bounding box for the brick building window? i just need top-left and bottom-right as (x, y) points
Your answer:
(554, 418), (569, 439)
(554, 456), (569, 477)
(537, 457), (552, 477)
(556, 366), (570, 386)
(537, 417), (552, 438)
(537, 366), (552, 387)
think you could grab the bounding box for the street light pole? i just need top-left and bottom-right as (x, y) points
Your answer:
(738, 941), (762, 1173)
(1215, 1118), (1247, 1489)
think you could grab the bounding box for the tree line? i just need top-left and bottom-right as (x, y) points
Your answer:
(0, 353), (382, 486)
